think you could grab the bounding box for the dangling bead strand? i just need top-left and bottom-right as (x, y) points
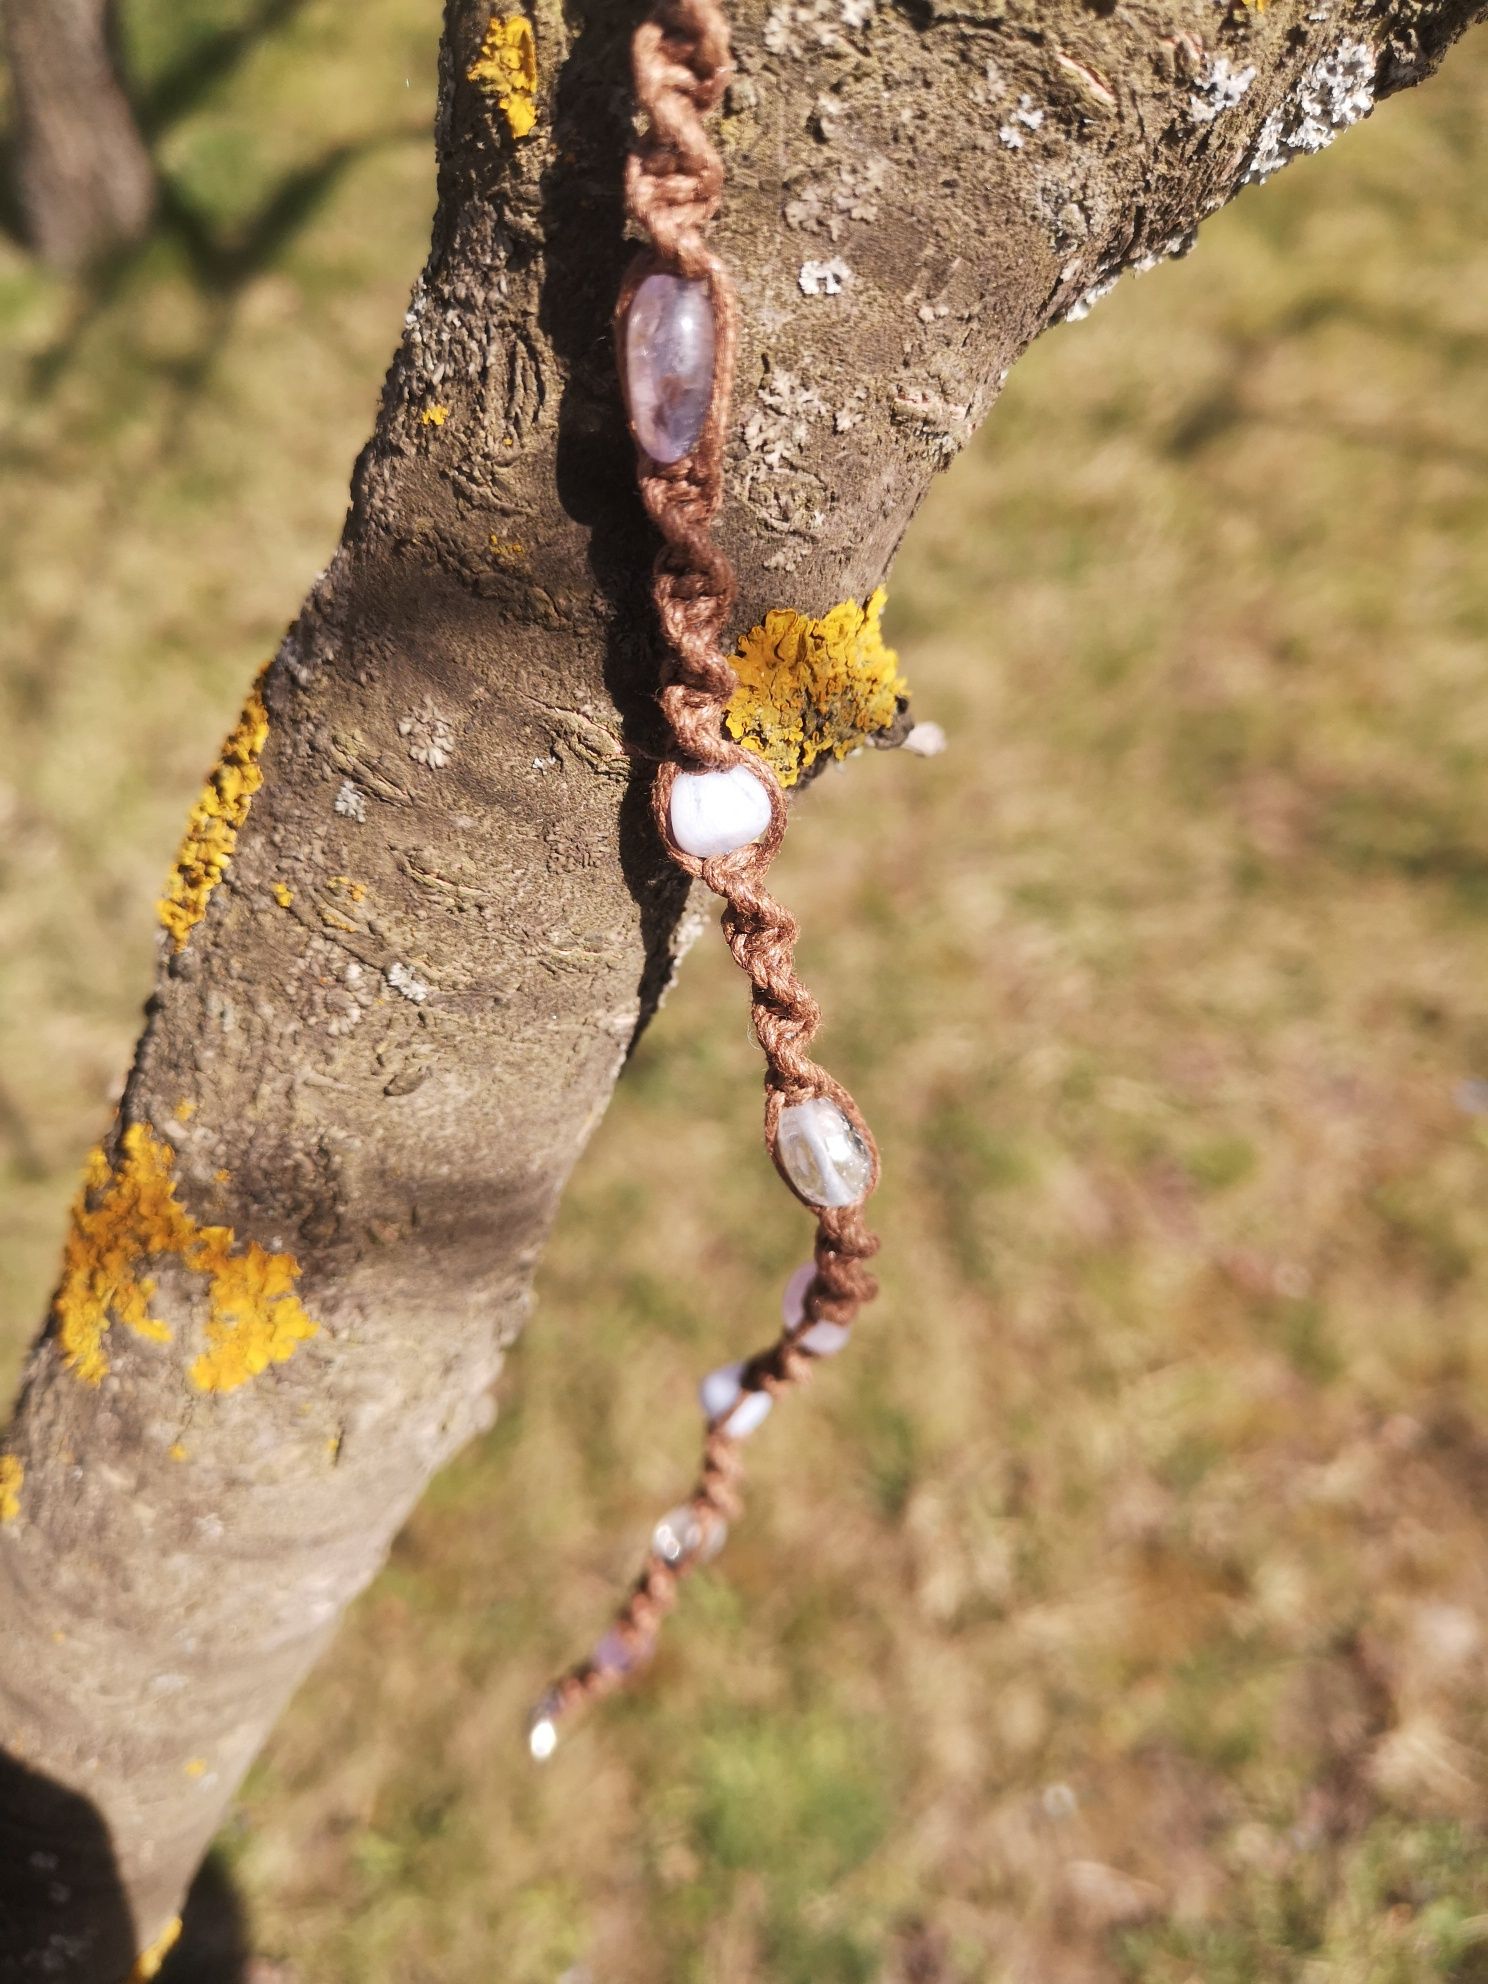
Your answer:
(528, 0), (881, 1755)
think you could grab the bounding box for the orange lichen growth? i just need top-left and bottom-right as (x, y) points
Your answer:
(127, 1918), (182, 1983)
(52, 1123), (318, 1394)
(420, 403), (450, 427)
(489, 534), (525, 560)
(0, 1455), (22, 1525)
(157, 673), (270, 951)
(190, 1244), (318, 1394)
(327, 875), (367, 902)
(724, 588), (907, 787)
(467, 13), (538, 138)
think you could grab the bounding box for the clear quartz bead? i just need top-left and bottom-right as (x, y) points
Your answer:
(652, 1503), (727, 1567)
(782, 1261), (850, 1356)
(776, 1097), (873, 1208)
(652, 1504), (700, 1565)
(669, 764), (773, 859)
(624, 272), (716, 464)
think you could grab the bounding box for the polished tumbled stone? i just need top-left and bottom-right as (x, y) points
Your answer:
(625, 271), (716, 464)
(776, 1096), (873, 1209)
(669, 763), (773, 859)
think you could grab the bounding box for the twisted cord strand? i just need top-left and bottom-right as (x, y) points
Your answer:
(538, 0), (880, 1729)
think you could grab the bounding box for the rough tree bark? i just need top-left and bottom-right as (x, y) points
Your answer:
(1, 0), (156, 270)
(1, 0), (1483, 1974)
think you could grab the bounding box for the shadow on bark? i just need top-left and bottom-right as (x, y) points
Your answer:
(161, 1855), (250, 1984)
(0, 1749), (250, 1984)
(0, 1749), (135, 1983)
(539, 0), (696, 1055)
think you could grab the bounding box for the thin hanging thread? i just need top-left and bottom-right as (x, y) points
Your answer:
(535, 0), (880, 1736)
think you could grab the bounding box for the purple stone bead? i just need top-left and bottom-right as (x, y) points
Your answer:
(782, 1263), (816, 1329)
(624, 272), (716, 464)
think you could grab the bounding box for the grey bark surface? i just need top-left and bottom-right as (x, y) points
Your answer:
(1, 0), (1484, 1973)
(0, 0), (155, 269)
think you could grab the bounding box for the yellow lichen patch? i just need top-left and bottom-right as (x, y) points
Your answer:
(183, 1757), (207, 1779)
(467, 13), (538, 138)
(168, 1441), (188, 1462)
(724, 588), (907, 787)
(489, 534), (525, 560)
(52, 1123), (318, 1393)
(271, 881), (294, 908)
(190, 1242), (318, 1393)
(0, 1455), (23, 1525)
(173, 1098), (195, 1122)
(420, 403), (450, 427)
(328, 875), (367, 902)
(157, 674), (270, 952)
(127, 1918), (182, 1983)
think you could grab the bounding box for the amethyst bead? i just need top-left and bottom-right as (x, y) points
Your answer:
(624, 272), (716, 464)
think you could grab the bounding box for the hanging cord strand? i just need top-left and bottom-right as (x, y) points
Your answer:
(534, 0), (880, 1735)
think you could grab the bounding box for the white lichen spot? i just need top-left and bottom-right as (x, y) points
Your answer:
(998, 93), (1045, 146)
(798, 257), (854, 297)
(334, 780), (367, 822)
(1245, 39), (1376, 183)
(386, 962), (429, 1004)
(1065, 273), (1119, 322)
(784, 156), (887, 240)
(765, 0), (874, 56)
(398, 698), (455, 770)
(1189, 56), (1256, 123)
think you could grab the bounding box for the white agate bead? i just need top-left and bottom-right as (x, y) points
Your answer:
(624, 272), (716, 464)
(776, 1097), (873, 1209)
(698, 1361), (774, 1437)
(782, 1261), (850, 1356)
(669, 764), (773, 859)
(527, 1693), (561, 1761)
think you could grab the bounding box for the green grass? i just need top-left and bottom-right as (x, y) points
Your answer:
(5, 10), (1488, 1981)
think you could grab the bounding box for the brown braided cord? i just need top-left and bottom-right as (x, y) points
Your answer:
(535, 0), (880, 1733)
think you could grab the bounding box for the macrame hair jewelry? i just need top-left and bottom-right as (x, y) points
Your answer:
(528, 0), (881, 1759)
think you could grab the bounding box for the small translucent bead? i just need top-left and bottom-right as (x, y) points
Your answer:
(781, 1261), (850, 1356)
(776, 1096), (873, 1208)
(652, 1505), (699, 1565)
(698, 1361), (773, 1437)
(652, 1504), (728, 1567)
(669, 764), (773, 859)
(624, 271), (716, 464)
(527, 1692), (561, 1761)
(594, 1627), (650, 1677)
(782, 1263), (815, 1328)
(699, 1361), (745, 1420)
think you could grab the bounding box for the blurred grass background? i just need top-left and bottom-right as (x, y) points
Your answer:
(4, 6), (1488, 1980)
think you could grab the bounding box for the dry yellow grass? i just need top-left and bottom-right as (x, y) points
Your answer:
(3, 11), (1488, 1980)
